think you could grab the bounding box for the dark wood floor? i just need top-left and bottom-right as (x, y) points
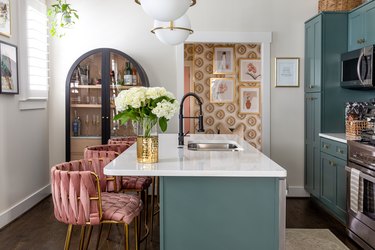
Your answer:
(0, 196), (363, 249)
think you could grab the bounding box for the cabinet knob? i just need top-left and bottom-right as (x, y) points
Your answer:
(323, 144), (329, 149)
(329, 160), (336, 167)
(309, 85), (314, 89)
(337, 149), (344, 154)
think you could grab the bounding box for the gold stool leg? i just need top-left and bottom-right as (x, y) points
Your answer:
(79, 225), (86, 250)
(64, 224), (73, 250)
(95, 224), (103, 250)
(84, 225), (93, 250)
(124, 223), (129, 250)
(134, 219), (139, 250)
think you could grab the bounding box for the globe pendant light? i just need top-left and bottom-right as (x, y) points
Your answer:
(135, 0), (196, 21)
(151, 14), (193, 46)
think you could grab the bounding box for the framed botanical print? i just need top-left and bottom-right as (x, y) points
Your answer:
(213, 46), (235, 74)
(239, 59), (262, 82)
(239, 86), (260, 114)
(0, 0), (10, 37)
(210, 78), (235, 103)
(0, 41), (18, 94)
(275, 57), (299, 87)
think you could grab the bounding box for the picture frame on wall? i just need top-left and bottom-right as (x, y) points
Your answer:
(210, 77), (235, 103)
(275, 57), (299, 87)
(213, 46), (235, 74)
(239, 59), (262, 82)
(0, 41), (18, 94)
(0, 0), (11, 37)
(239, 86), (260, 114)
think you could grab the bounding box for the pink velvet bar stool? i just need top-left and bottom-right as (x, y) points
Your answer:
(107, 137), (159, 241)
(84, 144), (152, 242)
(50, 159), (142, 250)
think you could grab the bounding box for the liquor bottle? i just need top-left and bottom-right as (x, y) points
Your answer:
(110, 70), (116, 86)
(124, 62), (132, 85)
(72, 110), (81, 136)
(132, 66), (137, 85)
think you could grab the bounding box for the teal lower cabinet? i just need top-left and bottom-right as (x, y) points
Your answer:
(319, 137), (347, 224)
(160, 177), (285, 250)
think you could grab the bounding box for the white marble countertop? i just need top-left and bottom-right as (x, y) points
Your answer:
(104, 134), (287, 178)
(319, 133), (347, 144)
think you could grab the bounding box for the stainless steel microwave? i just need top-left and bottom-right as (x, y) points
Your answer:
(341, 45), (374, 89)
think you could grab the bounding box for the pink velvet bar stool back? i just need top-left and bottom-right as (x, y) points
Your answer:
(51, 160), (143, 250)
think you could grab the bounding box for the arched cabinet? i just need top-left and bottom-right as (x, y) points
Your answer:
(65, 48), (149, 160)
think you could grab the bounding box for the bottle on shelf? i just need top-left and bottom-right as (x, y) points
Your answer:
(110, 70), (116, 86)
(132, 66), (137, 86)
(72, 110), (81, 136)
(124, 62), (132, 86)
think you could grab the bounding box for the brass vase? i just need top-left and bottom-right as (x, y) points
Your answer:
(136, 118), (158, 163)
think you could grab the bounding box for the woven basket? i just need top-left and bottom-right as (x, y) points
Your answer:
(346, 120), (368, 140)
(318, 0), (363, 11)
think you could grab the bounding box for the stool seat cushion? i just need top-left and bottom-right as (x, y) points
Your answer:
(122, 176), (152, 190)
(101, 192), (143, 224)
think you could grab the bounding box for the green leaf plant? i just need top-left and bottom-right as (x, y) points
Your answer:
(47, 0), (79, 38)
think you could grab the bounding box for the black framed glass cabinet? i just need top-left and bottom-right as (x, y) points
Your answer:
(65, 48), (149, 160)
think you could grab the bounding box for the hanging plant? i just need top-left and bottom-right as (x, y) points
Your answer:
(47, 0), (79, 38)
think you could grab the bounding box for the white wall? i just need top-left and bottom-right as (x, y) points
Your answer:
(0, 0), (50, 228)
(48, 0), (318, 195)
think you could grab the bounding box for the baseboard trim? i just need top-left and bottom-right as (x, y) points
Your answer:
(287, 186), (310, 197)
(0, 184), (51, 229)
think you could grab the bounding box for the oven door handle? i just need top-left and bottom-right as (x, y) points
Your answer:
(346, 166), (375, 183)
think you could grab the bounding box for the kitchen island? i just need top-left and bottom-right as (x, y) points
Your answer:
(104, 134), (287, 250)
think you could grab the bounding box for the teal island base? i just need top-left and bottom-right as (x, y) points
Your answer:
(160, 176), (286, 250)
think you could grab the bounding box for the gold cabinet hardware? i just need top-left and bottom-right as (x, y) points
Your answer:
(328, 160), (336, 167)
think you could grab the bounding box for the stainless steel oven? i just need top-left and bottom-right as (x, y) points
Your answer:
(347, 140), (375, 249)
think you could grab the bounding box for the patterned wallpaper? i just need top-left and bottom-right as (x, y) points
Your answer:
(184, 43), (262, 149)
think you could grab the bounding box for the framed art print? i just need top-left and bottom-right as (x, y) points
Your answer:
(0, 41), (18, 94)
(0, 0), (10, 37)
(210, 78), (235, 103)
(275, 57), (299, 87)
(239, 86), (260, 114)
(239, 59), (262, 82)
(213, 47), (235, 74)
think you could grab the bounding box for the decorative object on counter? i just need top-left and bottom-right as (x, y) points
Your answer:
(217, 123), (245, 139)
(114, 87), (179, 163)
(275, 57), (299, 87)
(47, 0), (79, 38)
(209, 78), (235, 103)
(0, 0), (11, 37)
(318, 0), (362, 11)
(345, 102), (373, 140)
(0, 41), (18, 94)
(239, 59), (262, 83)
(213, 46), (235, 74)
(239, 86), (260, 114)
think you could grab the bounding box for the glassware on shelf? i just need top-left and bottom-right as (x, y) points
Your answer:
(91, 96), (97, 104)
(85, 114), (90, 135)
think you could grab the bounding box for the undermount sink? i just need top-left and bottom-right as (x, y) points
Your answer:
(187, 140), (244, 151)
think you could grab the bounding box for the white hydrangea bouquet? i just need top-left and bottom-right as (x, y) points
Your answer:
(114, 87), (179, 137)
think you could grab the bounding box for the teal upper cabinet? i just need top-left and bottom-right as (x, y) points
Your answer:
(348, 1), (375, 51)
(305, 16), (322, 92)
